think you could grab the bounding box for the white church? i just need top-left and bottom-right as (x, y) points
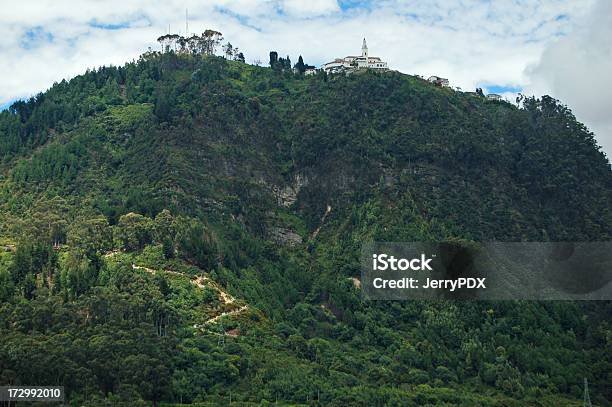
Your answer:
(322, 38), (388, 73)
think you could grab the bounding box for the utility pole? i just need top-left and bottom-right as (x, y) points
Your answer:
(583, 377), (592, 407)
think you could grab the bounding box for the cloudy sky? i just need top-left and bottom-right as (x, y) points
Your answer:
(1, 0), (610, 157)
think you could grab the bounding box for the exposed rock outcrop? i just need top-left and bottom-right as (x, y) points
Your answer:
(269, 226), (303, 246)
(272, 173), (308, 207)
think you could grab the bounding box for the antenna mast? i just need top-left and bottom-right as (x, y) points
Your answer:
(185, 8), (189, 36)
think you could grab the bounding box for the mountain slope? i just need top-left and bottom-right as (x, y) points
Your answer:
(0, 52), (610, 406)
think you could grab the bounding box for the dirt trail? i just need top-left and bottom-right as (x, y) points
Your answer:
(132, 264), (183, 277)
(203, 305), (249, 325)
(196, 275), (236, 304)
(310, 204), (332, 240)
(131, 263), (247, 324)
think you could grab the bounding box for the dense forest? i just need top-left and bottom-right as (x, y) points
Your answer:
(0, 49), (610, 406)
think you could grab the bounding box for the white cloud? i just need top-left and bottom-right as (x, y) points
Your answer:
(281, 0), (340, 16)
(0, 0), (609, 157)
(525, 0), (612, 158)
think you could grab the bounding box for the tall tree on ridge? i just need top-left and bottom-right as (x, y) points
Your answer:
(201, 30), (223, 55)
(222, 42), (234, 59)
(234, 51), (245, 63)
(269, 51), (278, 68)
(295, 55), (306, 74)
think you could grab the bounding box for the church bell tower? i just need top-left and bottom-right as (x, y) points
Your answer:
(362, 38), (368, 58)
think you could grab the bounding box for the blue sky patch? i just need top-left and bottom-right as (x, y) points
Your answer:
(21, 27), (53, 49)
(89, 15), (150, 30)
(484, 85), (523, 94)
(215, 7), (261, 31)
(0, 100), (16, 112)
(89, 20), (131, 30)
(338, 0), (373, 11)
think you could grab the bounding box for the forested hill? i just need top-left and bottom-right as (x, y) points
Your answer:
(0, 51), (610, 406)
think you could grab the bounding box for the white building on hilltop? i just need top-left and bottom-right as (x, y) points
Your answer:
(323, 38), (388, 73)
(427, 76), (450, 87)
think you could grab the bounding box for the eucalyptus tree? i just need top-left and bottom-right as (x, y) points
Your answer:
(167, 34), (181, 52)
(186, 35), (200, 54)
(223, 42), (234, 59)
(157, 34), (171, 52)
(178, 36), (187, 53)
(201, 29), (223, 55)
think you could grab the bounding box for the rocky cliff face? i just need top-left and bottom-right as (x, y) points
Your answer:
(272, 173), (308, 208)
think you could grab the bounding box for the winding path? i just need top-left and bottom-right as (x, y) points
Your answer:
(131, 263), (249, 325)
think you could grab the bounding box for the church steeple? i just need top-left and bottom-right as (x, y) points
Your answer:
(322, 37), (388, 73)
(362, 37), (368, 58)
